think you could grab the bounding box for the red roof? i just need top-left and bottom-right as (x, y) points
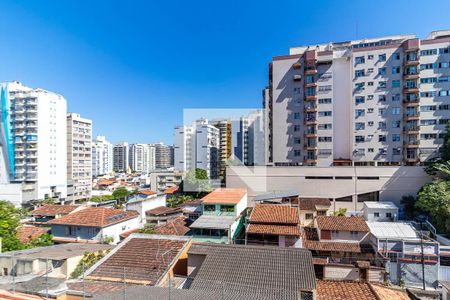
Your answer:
(201, 188), (247, 204)
(299, 198), (331, 211)
(164, 185), (179, 194)
(31, 204), (80, 216)
(316, 216), (369, 232)
(154, 217), (190, 236)
(145, 206), (181, 216)
(46, 207), (139, 228)
(250, 204), (299, 224)
(140, 190), (157, 196)
(317, 280), (377, 300)
(247, 224), (300, 236)
(16, 226), (49, 243)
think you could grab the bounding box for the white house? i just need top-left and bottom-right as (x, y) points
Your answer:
(363, 201), (398, 222)
(125, 191), (167, 226)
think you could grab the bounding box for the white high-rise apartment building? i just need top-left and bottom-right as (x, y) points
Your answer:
(67, 113), (92, 202)
(174, 119), (219, 178)
(0, 81), (67, 206)
(129, 143), (156, 173)
(153, 142), (174, 169)
(265, 30), (450, 167)
(113, 142), (129, 173)
(92, 135), (113, 177)
(147, 144), (156, 171)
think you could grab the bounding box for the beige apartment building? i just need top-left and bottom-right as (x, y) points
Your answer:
(265, 30), (450, 167)
(67, 113), (92, 202)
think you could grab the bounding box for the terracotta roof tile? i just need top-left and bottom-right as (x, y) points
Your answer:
(302, 240), (362, 253)
(250, 204), (299, 224)
(317, 280), (377, 300)
(370, 283), (411, 300)
(16, 226), (49, 243)
(316, 216), (369, 232)
(299, 198), (331, 211)
(30, 205), (80, 216)
(154, 217), (190, 236)
(145, 206), (181, 216)
(46, 207), (138, 228)
(140, 190), (157, 196)
(247, 224), (300, 236)
(164, 186), (179, 194)
(87, 236), (189, 285)
(201, 188), (247, 204)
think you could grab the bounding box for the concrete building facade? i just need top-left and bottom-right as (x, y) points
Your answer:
(92, 135), (113, 177)
(66, 113), (92, 202)
(265, 30), (450, 167)
(0, 81), (67, 206)
(113, 142), (129, 173)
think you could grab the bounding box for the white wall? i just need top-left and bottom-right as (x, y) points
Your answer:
(126, 194), (167, 226)
(100, 217), (140, 244)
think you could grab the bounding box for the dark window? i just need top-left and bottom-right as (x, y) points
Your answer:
(335, 196), (352, 202)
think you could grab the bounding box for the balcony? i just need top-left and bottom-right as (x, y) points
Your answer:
(305, 132), (317, 138)
(305, 68), (318, 75)
(404, 113), (420, 121)
(406, 156), (419, 162)
(292, 62), (301, 69)
(305, 95), (317, 101)
(304, 105), (317, 113)
(403, 86), (419, 93)
(404, 141), (420, 148)
(304, 118), (318, 125)
(293, 75), (302, 81)
(404, 59), (420, 66)
(403, 73), (420, 80)
(403, 99), (420, 107)
(304, 143), (318, 150)
(305, 82), (317, 88)
(403, 127), (420, 134)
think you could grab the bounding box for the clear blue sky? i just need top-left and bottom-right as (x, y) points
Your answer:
(0, 0), (449, 144)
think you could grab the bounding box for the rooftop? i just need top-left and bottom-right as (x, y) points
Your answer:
(46, 207), (139, 228)
(201, 188), (246, 204)
(189, 215), (236, 230)
(146, 206), (181, 216)
(367, 222), (419, 240)
(16, 225), (49, 243)
(253, 190), (299, 202)
(164, 185), (179, 194)
(187, 243), (316, 299)
(317, 280), (377, 300)
(86, 234), (191, 285)
(30, 204), (80, 216)
(299, 198), (331, 211)
(317, 216), (369, 232)
(250, 204), (299, 224)
(247, 223), (300, 236)
(0, 243), (113, 260)
(364, 201), (398, 210)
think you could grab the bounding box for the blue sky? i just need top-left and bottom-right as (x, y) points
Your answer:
(0, 0), (449, 144)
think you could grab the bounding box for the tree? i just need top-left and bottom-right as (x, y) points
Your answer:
(167, 194), (193, 208)
(112, 187), (130, 204)
(400, 195), (420, 220)
(139, 225), (157, 234)
(180, 168), (212, 197)
(28, 233), (53, 248)
(70, 249), (111, 278)
(333, 208), (347, 217)
(441, 122), (450, 162)
(0, 201), (25, 252)
(90, 195), (114, 203)
(416, 180), (450, 233)
(42, 197), (55, 205)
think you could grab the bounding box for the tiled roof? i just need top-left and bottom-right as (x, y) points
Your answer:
(201, 188), (247, 204)
(302, 239), (362, 253)
(140, 189), (157, 196)
(67, 281), (127, 295)
(370, 284), (413, 300)
(316, 216), (369, 232)
(86, 235), (191, 285)
(30, 204), (80, 216)
(154, 217), (190, 236)
(164, 185), (179, 194)
(16, 225), (49, 243)
(249, 204), (299, 224)
(299, 198), (331, 211)
(46, 207), (139, 228)
(247, 223), (300, 236)
(145, 206), (181, 216)
(97, 180), (115, 186)
(187, 243), (316, 299)
(317, 280), (377, 300)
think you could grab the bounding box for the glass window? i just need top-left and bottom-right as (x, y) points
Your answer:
(392, 80), (400, 88)
(204, 205), (215, 212)
(378, 54), (386, 61)
(392, 107), (400, 115)
(392, 134), (400, 142)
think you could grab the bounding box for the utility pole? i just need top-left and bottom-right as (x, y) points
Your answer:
(420, 221), (426, 290)
(12, 252), (15, 293)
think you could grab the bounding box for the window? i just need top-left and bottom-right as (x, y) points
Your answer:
(378, 54), (386, 61)
(318, 85), (332, 93)
(306, 75), (315, 83)
(350, 231), (358, 237)
(393, 53), (400, 60)
(367, 95), (374, 100)
(378, 95), (386, 102)
(393, 148), (401, 155)
(355, 122), (365, 130)
(368, 54), (374, 60)
(392, 120), (401, 128)
(355, 82), (365, 91)
(439, 47), (450, 54)
(368, 81), (374, 86)
(355, 109), (365, 118)
(293, 87), (301, 94)
(355, 135), (365, 143)
(392, 66), (401, 74)
(439, 90), (450, 97)
(305, 213), (314, 220)
(392, 80), (401, 88)
(374, 212), (380, 217)
(294, 137), (301, 144)
(220, 205), (235, 213)
(294, 150), (301, 157)
(421, 49), (437, 56)
(294, 125), (301, 132)
(318, 137), (332, 142)
(355, 69), (365, 78)
(386, 212), (392, 218)
(378, 122), (386, 129)
(439, 105), (450, 110)
(294, 112), (301, 119)
(392, 107), (400, 115)
(392, 134), (400, 142)
(420, 119), (437, 126)
(204, 205), (215, 212)
(318, 111), (332, 117)
(378, 81), (387, 88)
(368, 108), (374, 113)
(378, 108), (386, 116)
(355, 96), (365, 104)
(420, 91), (437, 97)
(392, 94), (400, 102)
(378, 67), (386, 75)
(378, 135), (386, 142)
(355, 56), (365, 64)
(420, 133), (437, 140)
(368, 148), (374, 153)
(421, 105), (436, 112)
(319, 98), (332, 104)
(318, 123), (332, 130)
(421, 77), (437, 84)
(368, 121), (374, 126)
(439, 76), (450, 83)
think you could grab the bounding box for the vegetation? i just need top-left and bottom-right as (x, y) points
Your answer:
(70, 249), (111, 278)
(98, 235), (114, 244)
(90, 195), (114, 203)
(0, 200), (53, 252)
(112, 187), (130, 205)
(179, 168), (211, 198)
(139, 225), (157, 234)
(167, 194), (194, 208)
(332, 208), (347, 217)
(400, 195), (420, 220)
(41, 197), (55, 205)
